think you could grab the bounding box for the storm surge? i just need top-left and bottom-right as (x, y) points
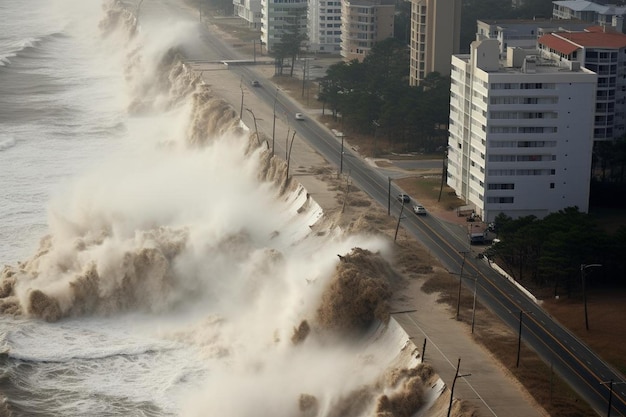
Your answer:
(0, 1), (450, 415)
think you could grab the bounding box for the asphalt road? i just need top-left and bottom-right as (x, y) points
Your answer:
(139, 1), (626, 415)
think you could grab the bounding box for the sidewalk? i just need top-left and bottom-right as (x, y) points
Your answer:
(392, 284), (547, 417)
(192, 16), (549, 417)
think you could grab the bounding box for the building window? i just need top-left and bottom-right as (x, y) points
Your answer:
(487, 183), (515, 190)
(486, 196), (514, 203)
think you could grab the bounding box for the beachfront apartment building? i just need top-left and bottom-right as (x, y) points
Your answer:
(307, 0), (342, 53)
(476, 18), (591, 55)
(538, 27), (626, 141)
(233, 0), (262, 28)
(447, 39), (597, 221)
(408, 0), (461, 86)
(260, 0), (308, 53)
(552, 0), (626, 30)
(340, 0), (395, 62)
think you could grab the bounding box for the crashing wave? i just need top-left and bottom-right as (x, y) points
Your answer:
(0, 1), (459, 415)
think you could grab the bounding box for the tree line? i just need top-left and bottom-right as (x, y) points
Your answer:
(483, 207), (626, 295)
(317, 38), (450, 154)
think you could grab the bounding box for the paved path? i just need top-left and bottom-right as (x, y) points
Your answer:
(392, 284), (547, 417)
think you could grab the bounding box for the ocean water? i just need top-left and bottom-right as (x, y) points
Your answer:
(0, 1), (430, 416)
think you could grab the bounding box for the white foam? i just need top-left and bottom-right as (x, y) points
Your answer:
(0, 136), (16, 151)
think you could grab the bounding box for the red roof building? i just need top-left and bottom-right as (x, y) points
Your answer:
(538, 29), (626, 141)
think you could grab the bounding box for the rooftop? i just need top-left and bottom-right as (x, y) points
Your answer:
(478, 17), (589, 26)
(553, 0), (626, 15)
(539, 29), (626, 52)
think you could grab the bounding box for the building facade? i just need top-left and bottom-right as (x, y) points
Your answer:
(340, 0), (395, 62)
(552, 0), (626, 30)
(538, 27), (626, 141)
(447, 39), (597, 221)
(307, 0), (342, 53)
(233, 0), (262, 28)
(476, 18), (590, 55)
(260, 0), (308, 53)
(408, 0), (461, 86)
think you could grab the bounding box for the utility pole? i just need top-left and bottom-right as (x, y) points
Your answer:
(581, 263), (602, 331)
(447, 358), (471, 417)
(600, 380), (626, 417)
(516, 310), (532, 368)
(394, 199), (406, 242)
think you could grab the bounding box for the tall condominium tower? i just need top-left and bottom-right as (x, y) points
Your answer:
(408, 0), (461, 86)
(447, 39), (597, 221)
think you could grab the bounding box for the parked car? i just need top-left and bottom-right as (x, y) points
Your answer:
(413, 204), (427, 215)
(295, 112), (305, 120)
(251, 80), (260, 87)
(466, 212), (479, 222)
(397, 194), (411, 204)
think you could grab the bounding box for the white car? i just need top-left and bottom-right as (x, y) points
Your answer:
(413, 204), (427, 215)
(295, 112), (305, 120)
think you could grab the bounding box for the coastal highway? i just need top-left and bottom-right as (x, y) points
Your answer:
(233, 48), (626, 417)
(138, 1), (626, 414)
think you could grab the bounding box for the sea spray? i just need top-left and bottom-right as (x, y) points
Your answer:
(317, 248), (393, 335)
(0, 0), (451, 415)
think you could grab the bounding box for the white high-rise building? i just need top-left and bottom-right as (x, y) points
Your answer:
(447, 39), (597, 221)
(340, 0), (395, 62)
(233, 0), (262, 28)
(260, 0), (308, 53)
(307, 0), (342, 53)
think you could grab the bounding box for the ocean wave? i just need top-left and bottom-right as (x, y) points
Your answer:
(7, 345), (174, 364)
(0, 315), (182, 364)
(0, 32), (66, 66)
(0, 136), (16, 151)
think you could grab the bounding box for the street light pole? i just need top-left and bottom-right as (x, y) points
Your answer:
(581, 263), (602, 331)
(340, 134), (345, 175)
(387, 177), (391, 216)
(239, 78), (244, 121)
(272, 88), (278, 157)
(245, 108), (262, 146)
(285, 131), (297, 186)
(372, 120), (379, 157)
(456, 251), (469, 320)
(285, 125), (290, 160)
(471, 275), (478, 334)
(447, 358), (471, 417)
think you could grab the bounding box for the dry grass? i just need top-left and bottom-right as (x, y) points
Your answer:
(542, 291), (626, 375)
(422, 273), (598, 417)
